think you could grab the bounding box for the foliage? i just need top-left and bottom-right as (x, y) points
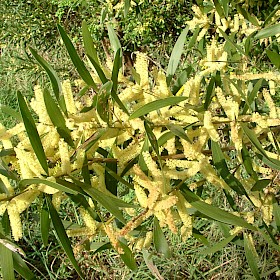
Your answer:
(1, 1), (280, 279)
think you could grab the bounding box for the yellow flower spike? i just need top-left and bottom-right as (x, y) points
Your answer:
(134, 52), (149, 87)
(230, 122), (242, 151)
(142, 151), (161, 179)
(80, 207), (98, 233)
(154, 70), (170, 98)
(262, 194), (274, 225)
(0, 175), (14, 195)
(134, 237), (145, 251)
(0, 201), (8, 216)
(153, 195), (178, 212)
(7, 201), (22, 241)
(12, 189), (40, 213)
(30, 85), (52, 124)
(204, 111), (220, 142)
(59, 139), (71, 174)
(62, 80), (77, 114)
(216, 87), (239, 121)
(143, 231), (153, 248)
(263, 88), (277, 118)
(134, 184), (148, 208)
(164, 208), (178, 234)
(176, 191), (192, 241)
(52, 191), (66, 211)
(38, 177), (60, 194)
(269, 80), (276, 96)
(103, 223), (124, 254)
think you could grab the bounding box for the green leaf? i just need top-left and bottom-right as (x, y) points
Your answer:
(0, 106), (22, 121)
(43, 88), (74, 147)
(142, 249), (164, 279)
(251, 179), (271, 192)
(166, 26), (189, 85)
(181, 185), (256, 230)
(17, 92), (48, 175)
(236, 4), (259, 26)
(0, 239), (15, 280)
(124, 0), (130, 17)
(172, 67), (192, 94)
(72, 179), (127, 224)
(20, 178), (80, 195)
(263, 4), (280, 26)
(111, 49), (129, 114)
(129, 96), (187, 119)
(82, 21), (99, 66)
(241, 124), (280, 170)
(104, 155), (118, 195)
(187, 27), (200, 49)
(12, 253), (36, 280)
(107, 24), (122, 57)
(153, 217), (171, 258)
(166, 124), (190, 142)
(273, 201), (280, 232)
(46, 195), (85, 279)
(192, 228), (209, 246)
(40, 199), (50, 247)
(218, 28), (246, 56)
(242, 79), (263, 114)
(144, 121), (161, 165)
(119, 240), (138, 271)
(138, 137), (149, 172)
(29, 47), (66, 114)
(204, 76), (215, 110)
(255, 23), (280, 39)
(200, 234), (236, 255)
(57, 24), (97, 91)
(213, 0), (225, 19)
(221, 0), (229, 17)
(266, 50), (280, 69)
(91, 242), (112, 253)
(211, 141), (247, 195)
(104, 165), (134, 190)
(244, 233), (261, 280)
(157, 131), (174, 147)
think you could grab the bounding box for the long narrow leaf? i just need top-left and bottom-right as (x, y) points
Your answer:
(107, 24), (122, 57)
(0, 106), (22, 121)
(200, 234), (236, 255)
(29, 47), (66, 114)
(129, 96), (187, 119)
(166, 26), (189, 85)
(57, 24), (97, 91)
(153, 217), (171, 258)
(46, 195), (85, 279)
(82, 21), (99, 66)
(181, 185), (256, 230)
(43, 89), (74, 147)
(17, 92), (48, 175)
(12, 253), (36, 280)
(211, 141), (247, 195)
(218, 28), (246, 56)
(20, 178), (80, 195)
(0, 240), (15, 280)
(111, 49), (129, 114)
(40, 199), (50, 247)
(255, 23), (280, 39)
(119, 240), (138, 271)
(244, 233), (261, 280)
(241, 124), (280, 170)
